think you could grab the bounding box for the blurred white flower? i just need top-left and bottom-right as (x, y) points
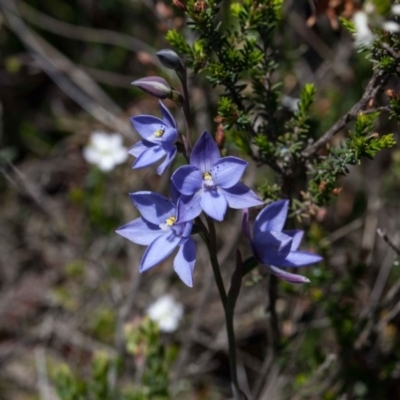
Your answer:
(146, 295), (183, 333)
(282, 95), (299, 112)
(353, 11), (375, 48)
(83, 131), (128, 172)
(382, 21), (400, 33)
(392, 5), (400, 16)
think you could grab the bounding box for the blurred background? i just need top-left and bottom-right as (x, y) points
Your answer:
(1, 0), (400, 399)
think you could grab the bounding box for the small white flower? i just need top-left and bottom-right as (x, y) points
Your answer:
(353, 11), (375, 47)
(281, 95), (299, 112)
(146, 295), (183, 333)
(382, 21), (400, 33)
(392, 4), (400, 16)
(83, 131), (128, 172)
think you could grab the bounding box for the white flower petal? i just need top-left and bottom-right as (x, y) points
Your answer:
(392, 5), (400, 16)
(83, 131), (127, 172)
(353, 11), (375, 48)
(382, 21), (400, 33)
(108, 133), (124, 149)
(91, 131), (111, 150)
(146, 295), (183, 333)
(98, 155), (116, 171)
(113, 148), (129, 164)
(83, 146), (101, 164)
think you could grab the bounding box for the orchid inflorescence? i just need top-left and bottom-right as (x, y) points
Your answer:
(116, 50), (323, 288)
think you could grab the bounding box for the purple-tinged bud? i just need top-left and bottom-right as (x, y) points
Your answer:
(156, 49), (185, 73)
(131, 76), (172, 99)
(172, 0), (187, 11)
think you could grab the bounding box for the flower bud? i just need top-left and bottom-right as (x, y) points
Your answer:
(215, 123), (225, 150)
(156, 49), (185, 73)
(386, 89), (396, 99)
(172, 0), (187, 12)
(131, 76), (172, 99)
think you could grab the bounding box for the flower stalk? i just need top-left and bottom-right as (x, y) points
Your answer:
(205, 215), (243, 400)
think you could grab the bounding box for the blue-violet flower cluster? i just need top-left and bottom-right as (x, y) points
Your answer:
(118, 99), (322, 286)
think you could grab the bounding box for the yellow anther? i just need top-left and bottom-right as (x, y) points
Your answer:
(166, 216), (176, 226)
(203, 172), (212, 180)
(154, 128), (164, 138)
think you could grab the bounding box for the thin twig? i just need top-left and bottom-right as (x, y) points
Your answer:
(302, 70), (388, 158)
(381, 42), (400, 60)
(377, 228), (400, 256)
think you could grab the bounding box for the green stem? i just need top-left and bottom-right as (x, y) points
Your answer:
(226, 307), (242, 400)
(204, 216), (242, 400)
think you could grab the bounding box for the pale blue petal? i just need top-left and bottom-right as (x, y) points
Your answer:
(128, 140), (153, 158)
(253, 231), (293, 264)
(220, 183), (263, 209)
(200, 189), (227, 221)
(131, 115), (167, 143)
(173, 239), (196, 287)
(172, 166), (202, 195)
(267, 265), (310, 284)
(283, 230), (304, 251)
(159, 100), (177, 129)
(157, 146), (177, 175)
(278, 251), (323, 268)
(140, 233), (180, 272)
(254, 200), (289, 236)
(116, 218), (162, 245)
(190, 131), (221, 172)
(211, 157), (247, 188)
(129, 191), (176, 225)
(132, 145), (165, 169)
(178, 192), (202, 221)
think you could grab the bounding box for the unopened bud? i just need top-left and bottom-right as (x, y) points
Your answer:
(131, 76), (172, 99)
(367, 132), (379, 141)
(332, 187), (342, 195)
(318, 181), (327, 192)
(215, 123), (225, 150)
(156, 49), (185, 73)
(172, 0), (187, 11)
(193, 1), (206, 13)
(386, 89), (396, 99)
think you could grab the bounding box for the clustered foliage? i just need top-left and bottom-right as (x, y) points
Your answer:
(309, 112), (396, 204)
(167, 0), (397, 215)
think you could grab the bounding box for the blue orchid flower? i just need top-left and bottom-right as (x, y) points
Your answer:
(129, 101), (178, 175)
(243, 200), (323, 284)
(171, 131), (263, 221)
(116, 191), (196, 287)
